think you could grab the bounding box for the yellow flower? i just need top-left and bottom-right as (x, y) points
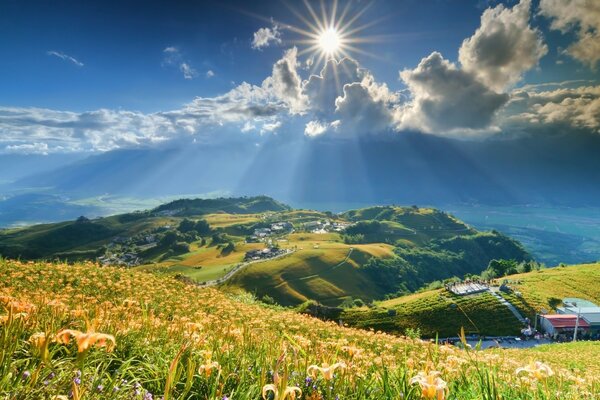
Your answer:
(198, 361), (220, 378)
(410, 370), (447, 400)
(29, 332), (52, 364)
(55, 329), (116, 353)
(307, 362), (346, 380)
(262, 383), (302, 400)
(516, 361), (554, 382)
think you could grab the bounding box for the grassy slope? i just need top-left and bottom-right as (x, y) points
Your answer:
(224, 233), (395, 306)
(342, 290), (522, 338)
(345, 263), (600, 338)
(0, 259), (598, 399)
(496, 263), (600, 319)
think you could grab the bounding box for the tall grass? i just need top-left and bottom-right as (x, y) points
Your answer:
(0, 259), (597, 399)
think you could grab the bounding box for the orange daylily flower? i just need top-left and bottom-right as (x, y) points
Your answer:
(307, 362), (346, 380)
(262, 383), (302, 400)
(410, 370), (447, 400)
(55, 329), (116, 353)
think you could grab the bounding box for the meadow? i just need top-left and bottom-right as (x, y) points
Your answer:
(0, 259), (598, 399)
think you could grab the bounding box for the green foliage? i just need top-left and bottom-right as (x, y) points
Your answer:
(342, 233), (365, 244)
(154, 195), (290, 216)
(172, 242), (190, 254)
(160, 231), (182, 246)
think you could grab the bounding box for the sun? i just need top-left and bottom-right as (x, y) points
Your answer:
(279, 0), (383, 69)
(318, 27), (341, 55)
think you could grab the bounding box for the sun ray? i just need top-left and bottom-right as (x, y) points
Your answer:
(303, 0), (325, 32)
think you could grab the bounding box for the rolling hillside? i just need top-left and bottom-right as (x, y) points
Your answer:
(224, 233), (396, 306)
(223, 206), (528, 306)
(0, 259), (598, 399)
(0, 199), (530, 307)
(343, 262), (600, 338)
(0, 196), (287, 260)
(494, 263), (600, 320)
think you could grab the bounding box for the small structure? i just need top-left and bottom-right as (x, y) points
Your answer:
(539, 314), (590, 337)
(446, 281), (488, 296)
(254, 228), (272, 238)
(557, 298), (600, 335)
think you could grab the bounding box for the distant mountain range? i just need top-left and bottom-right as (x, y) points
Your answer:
(3, 131), (600, 208)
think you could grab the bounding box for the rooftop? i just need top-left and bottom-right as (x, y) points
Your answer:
(541, 314), (590, 329)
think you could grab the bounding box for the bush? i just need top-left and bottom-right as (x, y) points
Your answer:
(172, 242), (190, 254)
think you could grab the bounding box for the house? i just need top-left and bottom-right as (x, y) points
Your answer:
(539, 314), (590, 337)
(244, 247), (285, 261)
(270, 222), (293, 232)
(254, 228), (272, 238)
(557, 298), (600, 334)
(303, 221), (322, 230)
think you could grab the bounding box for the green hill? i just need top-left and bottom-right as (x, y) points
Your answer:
(153, 195), (290, 215)
(224, 206), (529, 306)
(0, 196), (288, 260)
(342, 262), (600, 338)
(493, 262), (600, 320)
(0, 199), (530, 308)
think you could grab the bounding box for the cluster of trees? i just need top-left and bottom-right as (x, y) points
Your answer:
(480, 259), (543, 280)
(178, 219), (211, 236)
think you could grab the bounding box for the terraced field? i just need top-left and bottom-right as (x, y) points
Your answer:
(225, 233), (396, 306)
(343, 289), (522, 337)
(344, 263), (600, 338)
(495, 263), (600, 319)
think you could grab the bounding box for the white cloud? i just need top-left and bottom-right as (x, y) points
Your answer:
(46, 51), (84, 67)
(251, 22), (282, 50)
(303, 58), (364, 116)
(333, 75), (398, 135)
(503, 85), (600, 132)
(260, 120), (282, 134)
(304, 120), (329, 137)
(262, 47), (307, 114)
(459, 0), (547, 91)
(539, 0), (600, 68)
(241, 121), (256, 133)
(397, 52), (509, 134)
(163, 47), (197, 80)
(180, 63), (197, 79)
(206, 70), (215, 78)
(5, 142), (51, 155)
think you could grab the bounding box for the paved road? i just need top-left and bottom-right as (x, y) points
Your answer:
(198, 249), (294, 288)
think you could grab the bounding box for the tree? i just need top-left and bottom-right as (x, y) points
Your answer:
(487, 259), (518, 278)
(194, 219), (211, 235)
(222, 241), (235, 254)
(172, 242), (190, 254)
(178, 219), (196, 233)
(160, 231), (180, 246)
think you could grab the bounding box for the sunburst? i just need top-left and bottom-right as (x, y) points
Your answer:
(283, 0), (385, 71)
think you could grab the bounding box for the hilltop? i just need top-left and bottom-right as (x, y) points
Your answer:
(0, 259), (598, 399)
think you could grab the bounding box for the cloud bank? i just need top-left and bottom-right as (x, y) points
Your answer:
(3, 0), (600, 154)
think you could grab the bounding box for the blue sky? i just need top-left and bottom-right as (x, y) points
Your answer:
(0, 0), (599, 154)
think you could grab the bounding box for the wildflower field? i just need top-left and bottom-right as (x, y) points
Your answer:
(0, 259), (598, 399)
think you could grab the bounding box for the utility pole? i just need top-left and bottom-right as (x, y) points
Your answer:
(573, 306), (581, 342)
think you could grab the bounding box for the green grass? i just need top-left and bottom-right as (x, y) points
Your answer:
(224, 235), (395, 306)
(495, 263), (600, 319)
(344, 263), (600, 338)
(343, 290), (522, 338)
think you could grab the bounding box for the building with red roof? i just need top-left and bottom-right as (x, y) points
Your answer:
(540, 314), (590, 337)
